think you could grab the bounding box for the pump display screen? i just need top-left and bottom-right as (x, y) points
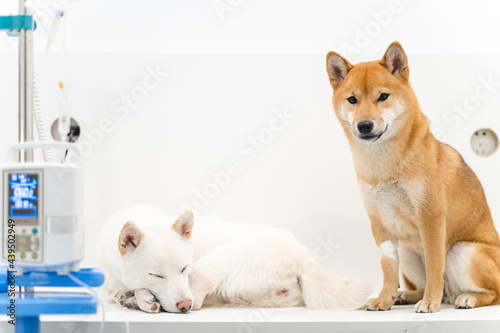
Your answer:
(7, 172), (40, 219)
(3, 169), (43, 262)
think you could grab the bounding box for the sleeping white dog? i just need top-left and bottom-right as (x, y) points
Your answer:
(98, 205), (371, 313)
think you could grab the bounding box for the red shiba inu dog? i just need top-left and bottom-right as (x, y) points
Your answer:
(326, 42), (500, 313)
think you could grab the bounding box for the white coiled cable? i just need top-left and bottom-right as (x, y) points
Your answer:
(33, 75), (53, 162)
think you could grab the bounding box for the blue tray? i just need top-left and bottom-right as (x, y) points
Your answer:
(0, 266), (105, 333)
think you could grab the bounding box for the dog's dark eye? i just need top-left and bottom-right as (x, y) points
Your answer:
(149, 273), (164, 279)
(378, 93), (389, 102)
(347, 96), (357, 104)
(181, 266), (187, 273)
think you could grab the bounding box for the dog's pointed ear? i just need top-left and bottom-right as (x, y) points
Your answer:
(118, 221), (145, 255)
(172, 211), (194, 239)
(380, 41), (409, 80)
(326, 51), (353, 89)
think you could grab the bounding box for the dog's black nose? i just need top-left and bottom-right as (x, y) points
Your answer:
(357, 121), (374, 134)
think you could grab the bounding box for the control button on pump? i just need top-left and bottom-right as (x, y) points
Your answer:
(21, 253), (26, 259)
(31, 243), (40, 251)
(32, 228), (38, 234)
(32, 253), (38, 259)
(31, 235), (40, 243)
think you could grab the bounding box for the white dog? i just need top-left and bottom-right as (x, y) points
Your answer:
(98, 205), (194, 313)
(98, 205), (371, 313)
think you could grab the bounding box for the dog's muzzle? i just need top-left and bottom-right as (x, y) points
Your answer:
(357, 122), (388, 142)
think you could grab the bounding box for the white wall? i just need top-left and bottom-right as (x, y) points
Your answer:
(1, 0), (500, 291)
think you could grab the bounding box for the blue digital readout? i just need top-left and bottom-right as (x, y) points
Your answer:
(9, 173), (39, 218)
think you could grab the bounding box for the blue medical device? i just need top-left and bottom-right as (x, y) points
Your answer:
(0, 2), (104, 333)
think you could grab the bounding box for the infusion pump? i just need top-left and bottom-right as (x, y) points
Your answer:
(0, 142), (83, 275)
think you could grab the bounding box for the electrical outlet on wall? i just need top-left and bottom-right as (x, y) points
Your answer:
(471, 129), (499, 157)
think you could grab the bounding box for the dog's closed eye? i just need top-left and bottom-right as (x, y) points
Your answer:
(149, 273), (165, 279)
(181, 265), (188, 273)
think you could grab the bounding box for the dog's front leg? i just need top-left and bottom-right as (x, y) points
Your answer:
(189, 263), (216, 310)
(134, 289), (161, 313)
(414, 212), (445, 313)
(364, 218), (399, 311)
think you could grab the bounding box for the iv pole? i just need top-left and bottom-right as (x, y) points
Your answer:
(18, 0), (34, 163)
(0, 0), (104, 333)
(0, 5), (105, 333)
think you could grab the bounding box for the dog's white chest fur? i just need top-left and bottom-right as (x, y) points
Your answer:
(359, 180), (423, 242)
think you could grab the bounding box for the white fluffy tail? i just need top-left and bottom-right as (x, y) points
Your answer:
(300, 262), (372, 310)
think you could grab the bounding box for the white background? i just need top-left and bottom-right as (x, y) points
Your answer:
(1, 0), (500, 291)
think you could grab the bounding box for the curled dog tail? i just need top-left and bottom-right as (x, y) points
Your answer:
(300, 261), (372, 310)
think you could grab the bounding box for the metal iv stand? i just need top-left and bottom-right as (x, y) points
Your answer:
(18, 0), (34, 163)
(0, 2), (105, 333)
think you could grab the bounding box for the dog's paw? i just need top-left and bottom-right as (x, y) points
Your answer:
(363, 297), (394, 311)
(394, 290), (424, 305)
(138, 300), (161, 314)
(414, 298), (440, 313)
(124, 296), (140, 310)
(191, 289), (208, 311)
(113, 290), (135, 307)
(454, 294), (476, 309)
(135, 289), (161, 314)
(191, 297), (204, 311)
